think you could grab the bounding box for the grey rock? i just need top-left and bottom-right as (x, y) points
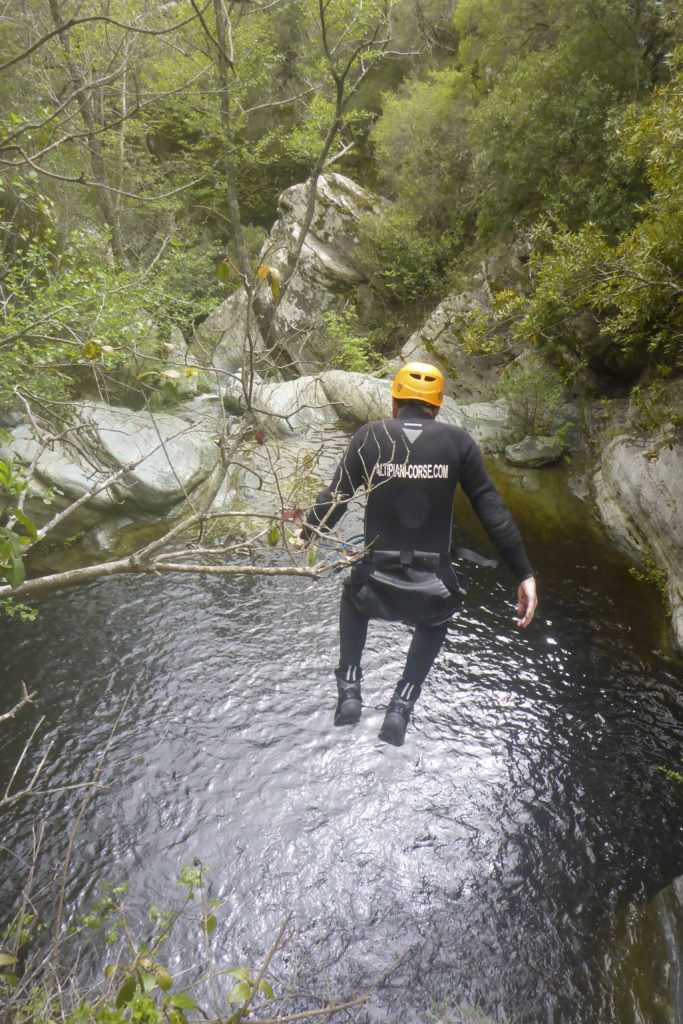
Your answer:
(9, 424), (119, 510)
(78, 403), (219, 511)
(0, 410), (26, 428)
(457, 399), (517, 452)
(187, 288), (252, 378)
(505, 436), (566, 468)
(186, 173), (384, 380)
(254, 376), (336, 434)
(401, 290), (500, 404)
(218, 374), (336, 435)
(593, 435), (683, 651)
(317, 370), (516, 451)
(7, 403), (220, 524)
(319, 370), (392, 424)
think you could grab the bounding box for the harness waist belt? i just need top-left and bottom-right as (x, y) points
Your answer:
(366, 550), (451, 570)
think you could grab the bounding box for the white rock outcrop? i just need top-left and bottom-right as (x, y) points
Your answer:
(186, 173), (384, 380)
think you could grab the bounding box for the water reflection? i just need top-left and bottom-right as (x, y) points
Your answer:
(1, 489), (683, 1024)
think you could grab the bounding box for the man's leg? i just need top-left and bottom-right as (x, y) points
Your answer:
(379, 621), (448, 746)
(334, 587), (370, 725)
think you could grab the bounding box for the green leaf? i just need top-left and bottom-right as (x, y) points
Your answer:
(166, 992), (197, 1010)
(215, 261), (232, 284)
(3, 557), (25, 589)
(0, 954), (17, 968)
(156, 966), (173, 991)
(259, 980), (274, 999)
(0, 972), (19, 987)
(306, 544), (318, 567)
(138, 968), (157, 993)
(104, 964), (118, 978)
(267, 524), (280, 547)
(203, 913), (217, 937)
(226, 967), (250, 982)
(228, 981), (251, 1004)
(10, 508), (37, 542)
(115, 974), (137, 1008)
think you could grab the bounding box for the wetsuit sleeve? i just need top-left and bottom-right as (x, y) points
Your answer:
(301, 427), (369, 540)
(459, 437), (534, 583)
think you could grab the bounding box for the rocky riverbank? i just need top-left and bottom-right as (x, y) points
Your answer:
(2, 173), (682, 652)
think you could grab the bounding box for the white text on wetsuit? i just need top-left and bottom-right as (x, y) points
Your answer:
(375, 462), (449, 480)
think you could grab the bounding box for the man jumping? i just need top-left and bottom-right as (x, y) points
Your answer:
(300, 362), (537, 746)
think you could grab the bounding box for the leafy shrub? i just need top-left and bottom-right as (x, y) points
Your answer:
(323, 306), (383, 373)
(356, 205), (460, 312)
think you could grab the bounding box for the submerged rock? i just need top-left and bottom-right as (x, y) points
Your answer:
(505, 436), (566, 468)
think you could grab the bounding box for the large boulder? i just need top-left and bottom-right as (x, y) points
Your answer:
(317, 370), (517, 451)
(219, 374), (336, 435)
(186, 174), (385, 380)
(187, 288), (252, 379)
(78, 403), (219, 511)
(593, 436), (683, 651)
(4, 402), (220, 529)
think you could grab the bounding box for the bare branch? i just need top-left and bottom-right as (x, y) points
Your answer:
(0, 4), (214, 74)
(0, 146), (211, 203)
(0, 682), (35, 724)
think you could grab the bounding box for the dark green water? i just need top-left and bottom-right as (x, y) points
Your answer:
(1, 455), (682, 1023)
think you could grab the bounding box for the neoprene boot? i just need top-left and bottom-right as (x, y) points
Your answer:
(378, 679), (420, 746)
(334, 665), (362, 726)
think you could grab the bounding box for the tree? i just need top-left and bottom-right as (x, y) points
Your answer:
(501, 52), (683, 381)
(0, 0), (405, 611)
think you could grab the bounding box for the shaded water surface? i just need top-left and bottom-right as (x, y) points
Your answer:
(2, 463), (683, 1023)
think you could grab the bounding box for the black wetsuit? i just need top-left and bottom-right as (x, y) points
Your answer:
(303, 405), (533, 691)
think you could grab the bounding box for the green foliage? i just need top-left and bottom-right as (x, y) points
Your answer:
(1, 868), (255, 1024)
(496, 350), (567, 440)
(628, 552), (670, 612)
(1, 863), (281, 1024)
(470, 43), (639, 239)
(372, 70), (476, 233)
(356, 205), (459, 311)
(499, 53), (683, 380)
(0, 598), (38, 621)
(0, 458), (36, 592)
(323, 306), (383, 373)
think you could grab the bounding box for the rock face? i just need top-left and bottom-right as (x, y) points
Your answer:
(186, 173), (384, 380)
(594, 436), (683, 650)
(400, 290), (501, 403)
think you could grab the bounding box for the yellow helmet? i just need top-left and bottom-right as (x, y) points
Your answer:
(391, 362), (444, 408)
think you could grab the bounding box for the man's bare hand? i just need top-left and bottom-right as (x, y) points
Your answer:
(515, 576), (537, 629)
(290, 528), (306, 549)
